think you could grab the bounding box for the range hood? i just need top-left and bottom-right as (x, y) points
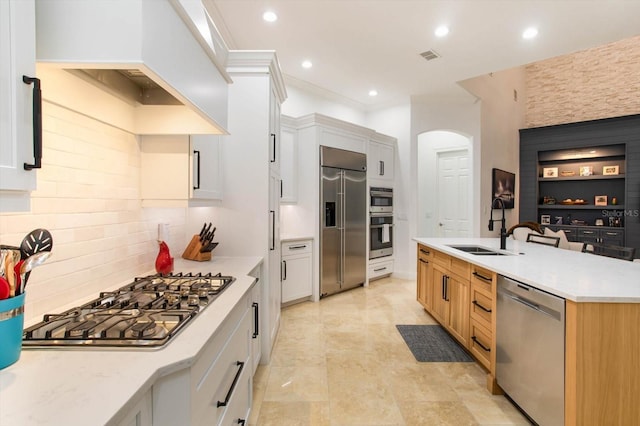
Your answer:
(35, 0), (230, 135)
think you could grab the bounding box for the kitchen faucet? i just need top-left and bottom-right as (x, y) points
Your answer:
(488, 198), (507, 250)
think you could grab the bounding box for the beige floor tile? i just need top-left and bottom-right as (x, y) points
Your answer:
(251, 276), (531, 425)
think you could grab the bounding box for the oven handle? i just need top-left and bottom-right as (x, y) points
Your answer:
(370, 191), (392, 198)
(370, 224), (394, 229)
(217, 361), (245, 407)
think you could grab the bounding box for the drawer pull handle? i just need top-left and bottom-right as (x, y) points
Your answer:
(238, 419), (246, 425)
(374, 267), (387, 272)
(419, 259), (429, 264)
(472, 336), (491, 352)
(419, 248), (430, 255)
(606, 232), (618, 236)
(252, 302), (259, 338)
(472, 271), (492, 283)
(217, 361), (245, 408)
(472, 300), (492, 313)
(289, 245), (307, 250)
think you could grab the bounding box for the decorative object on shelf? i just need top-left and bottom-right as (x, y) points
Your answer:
(603, 165), (619, 176)
(560, 198), (587, 205)
(543, 196), (556, 205)
(492, 168), (515, 209)
(543, 167), (558, 178)
(541, 215), (551, 225)
(595, 218), (604, 226)
(579, 166), (594, 176)
(555, 216), (563, 224)
(560, 170), (575, 177)
(595, 195), (608, 206)
(611, 197), (618, 205)
(571, 219), (587, 225)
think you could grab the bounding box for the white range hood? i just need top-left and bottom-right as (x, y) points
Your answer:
(35, 0), (230, 135)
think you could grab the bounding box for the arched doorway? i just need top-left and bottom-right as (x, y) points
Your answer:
(417, 130), (473, 237)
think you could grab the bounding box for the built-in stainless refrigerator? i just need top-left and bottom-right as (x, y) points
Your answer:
(320, 146), (367, 298)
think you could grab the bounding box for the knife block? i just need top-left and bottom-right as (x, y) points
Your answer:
(181, 235), (212, 262)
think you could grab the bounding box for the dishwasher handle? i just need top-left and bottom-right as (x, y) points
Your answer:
(502, 292), (562, 321)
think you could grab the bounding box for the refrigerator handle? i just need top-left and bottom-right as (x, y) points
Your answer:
(340, 170), (345, 286)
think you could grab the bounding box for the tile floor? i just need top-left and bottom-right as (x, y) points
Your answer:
(249, 277), (531, 425)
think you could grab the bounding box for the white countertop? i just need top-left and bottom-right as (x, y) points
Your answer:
(414, 237), (640, 303)
(0, 256), (262, 426)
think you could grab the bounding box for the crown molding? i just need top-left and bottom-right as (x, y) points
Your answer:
(226, 50), (287, 103)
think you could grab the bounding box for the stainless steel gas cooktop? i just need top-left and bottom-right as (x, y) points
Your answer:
(22, 272), (235, 348)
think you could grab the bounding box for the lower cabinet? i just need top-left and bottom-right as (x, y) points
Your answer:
(115, 391), (152, 426)
(368, 258), (394, 281)
(152, 286), (254, 426)
(416, 244), (498, 391)
(281, 239), (313, 304)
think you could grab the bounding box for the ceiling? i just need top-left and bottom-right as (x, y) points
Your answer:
(207, 1), (640, 109)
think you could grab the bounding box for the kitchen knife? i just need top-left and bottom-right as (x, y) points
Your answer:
(201, 223), (212, 243)
(198, 222), (207, 240)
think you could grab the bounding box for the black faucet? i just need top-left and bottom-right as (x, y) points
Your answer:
(488, 198), (507, 250)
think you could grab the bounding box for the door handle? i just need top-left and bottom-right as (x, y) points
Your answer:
(269, 210), (275, 250)
(252, 302), (259, 338)
(193, 149), (201, 190)
(379, 160), (384, 176)
(270, 133), (276, 163)
(282, 260), (287, 280)
(22, 76), (42, 170)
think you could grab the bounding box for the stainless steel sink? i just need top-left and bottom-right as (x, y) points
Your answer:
(447, 245), (507, 256)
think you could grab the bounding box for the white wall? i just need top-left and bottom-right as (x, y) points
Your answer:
(281, 82), (366, 125)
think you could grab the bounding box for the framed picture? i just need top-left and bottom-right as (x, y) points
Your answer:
(579, 166), (594, 176)
(540, 215), (551, 225)
(492, 168), (515, 209)
(603, 165), (619, 175)
(595, 195), (608, 206)
(543, 167), (558, 178)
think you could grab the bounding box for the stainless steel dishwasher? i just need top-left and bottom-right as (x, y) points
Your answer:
(496, 275), (565, 426)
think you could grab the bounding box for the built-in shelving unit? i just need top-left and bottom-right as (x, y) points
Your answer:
(520, 114), (640, 256)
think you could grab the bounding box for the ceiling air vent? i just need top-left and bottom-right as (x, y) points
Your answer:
(420, 50), (440, 61)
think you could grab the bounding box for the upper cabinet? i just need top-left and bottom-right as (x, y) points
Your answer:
(140, 134), (222, 207)
(0, 0), (37, 212)
(368, 135), (395, 184)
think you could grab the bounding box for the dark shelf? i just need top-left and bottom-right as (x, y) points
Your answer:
(538, 204), (625, 210)
(538, 174), (624, 182)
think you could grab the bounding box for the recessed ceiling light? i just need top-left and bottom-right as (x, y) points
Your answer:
(369, 90), (378, 97)
(522, 27), (538, 40)
(434, 25), (449, 38)
(301, 60), (313, 69)
(263, 11), (278, 22)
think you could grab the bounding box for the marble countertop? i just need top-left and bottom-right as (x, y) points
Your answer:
(0, 256), (262, 426)
(414, 237), (640, 303)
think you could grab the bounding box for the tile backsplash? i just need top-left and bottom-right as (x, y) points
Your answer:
(0, 100), (195, 322)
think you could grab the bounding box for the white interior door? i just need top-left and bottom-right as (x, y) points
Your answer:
(436, 150), (470, 237)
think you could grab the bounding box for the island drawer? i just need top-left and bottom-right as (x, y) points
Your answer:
(469, 319), (492, 370)
(430, 248), (451, 268)
(450, 257), (470, 280)
(417, 244), (433, 262)
(471, 265), (495, 293)
(282, 240), (312, 255)
(470, 283), (493, 329)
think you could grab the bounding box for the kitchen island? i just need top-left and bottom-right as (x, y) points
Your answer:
(414, 237), (640, 426)
(0, 256), (262, 426)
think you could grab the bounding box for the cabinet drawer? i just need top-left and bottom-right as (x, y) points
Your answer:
(193, 309), (251, 426)
(470, 265), (494, 293)
(417, 244), (433, 262)
(450, 257), (470, 280)
(578, 228), (598, 240)
(470, 284), (493, 330)
(430, 249), (450, 268)
(282, 240), (312, 255)
(469, 319), (492, 370)
(369, 259), (394, 280)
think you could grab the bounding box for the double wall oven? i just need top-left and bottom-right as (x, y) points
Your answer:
(369, 187), (393, 259)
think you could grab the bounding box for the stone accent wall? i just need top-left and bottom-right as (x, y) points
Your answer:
(525, 35), (640, 128)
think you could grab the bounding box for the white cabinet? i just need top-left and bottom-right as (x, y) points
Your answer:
(280, 117), (298, 204)
(153, 289), (253, 426)
(281, 240), (313, 304)
(221, 51), (286, 365)
(115, 391), (152, 426)
(368, 139), (395, 183)
(250, 277), (262, 375)
(368, 258), (394, 281)
(140, 134), (222, 207)
(0, 0), (37, 212)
